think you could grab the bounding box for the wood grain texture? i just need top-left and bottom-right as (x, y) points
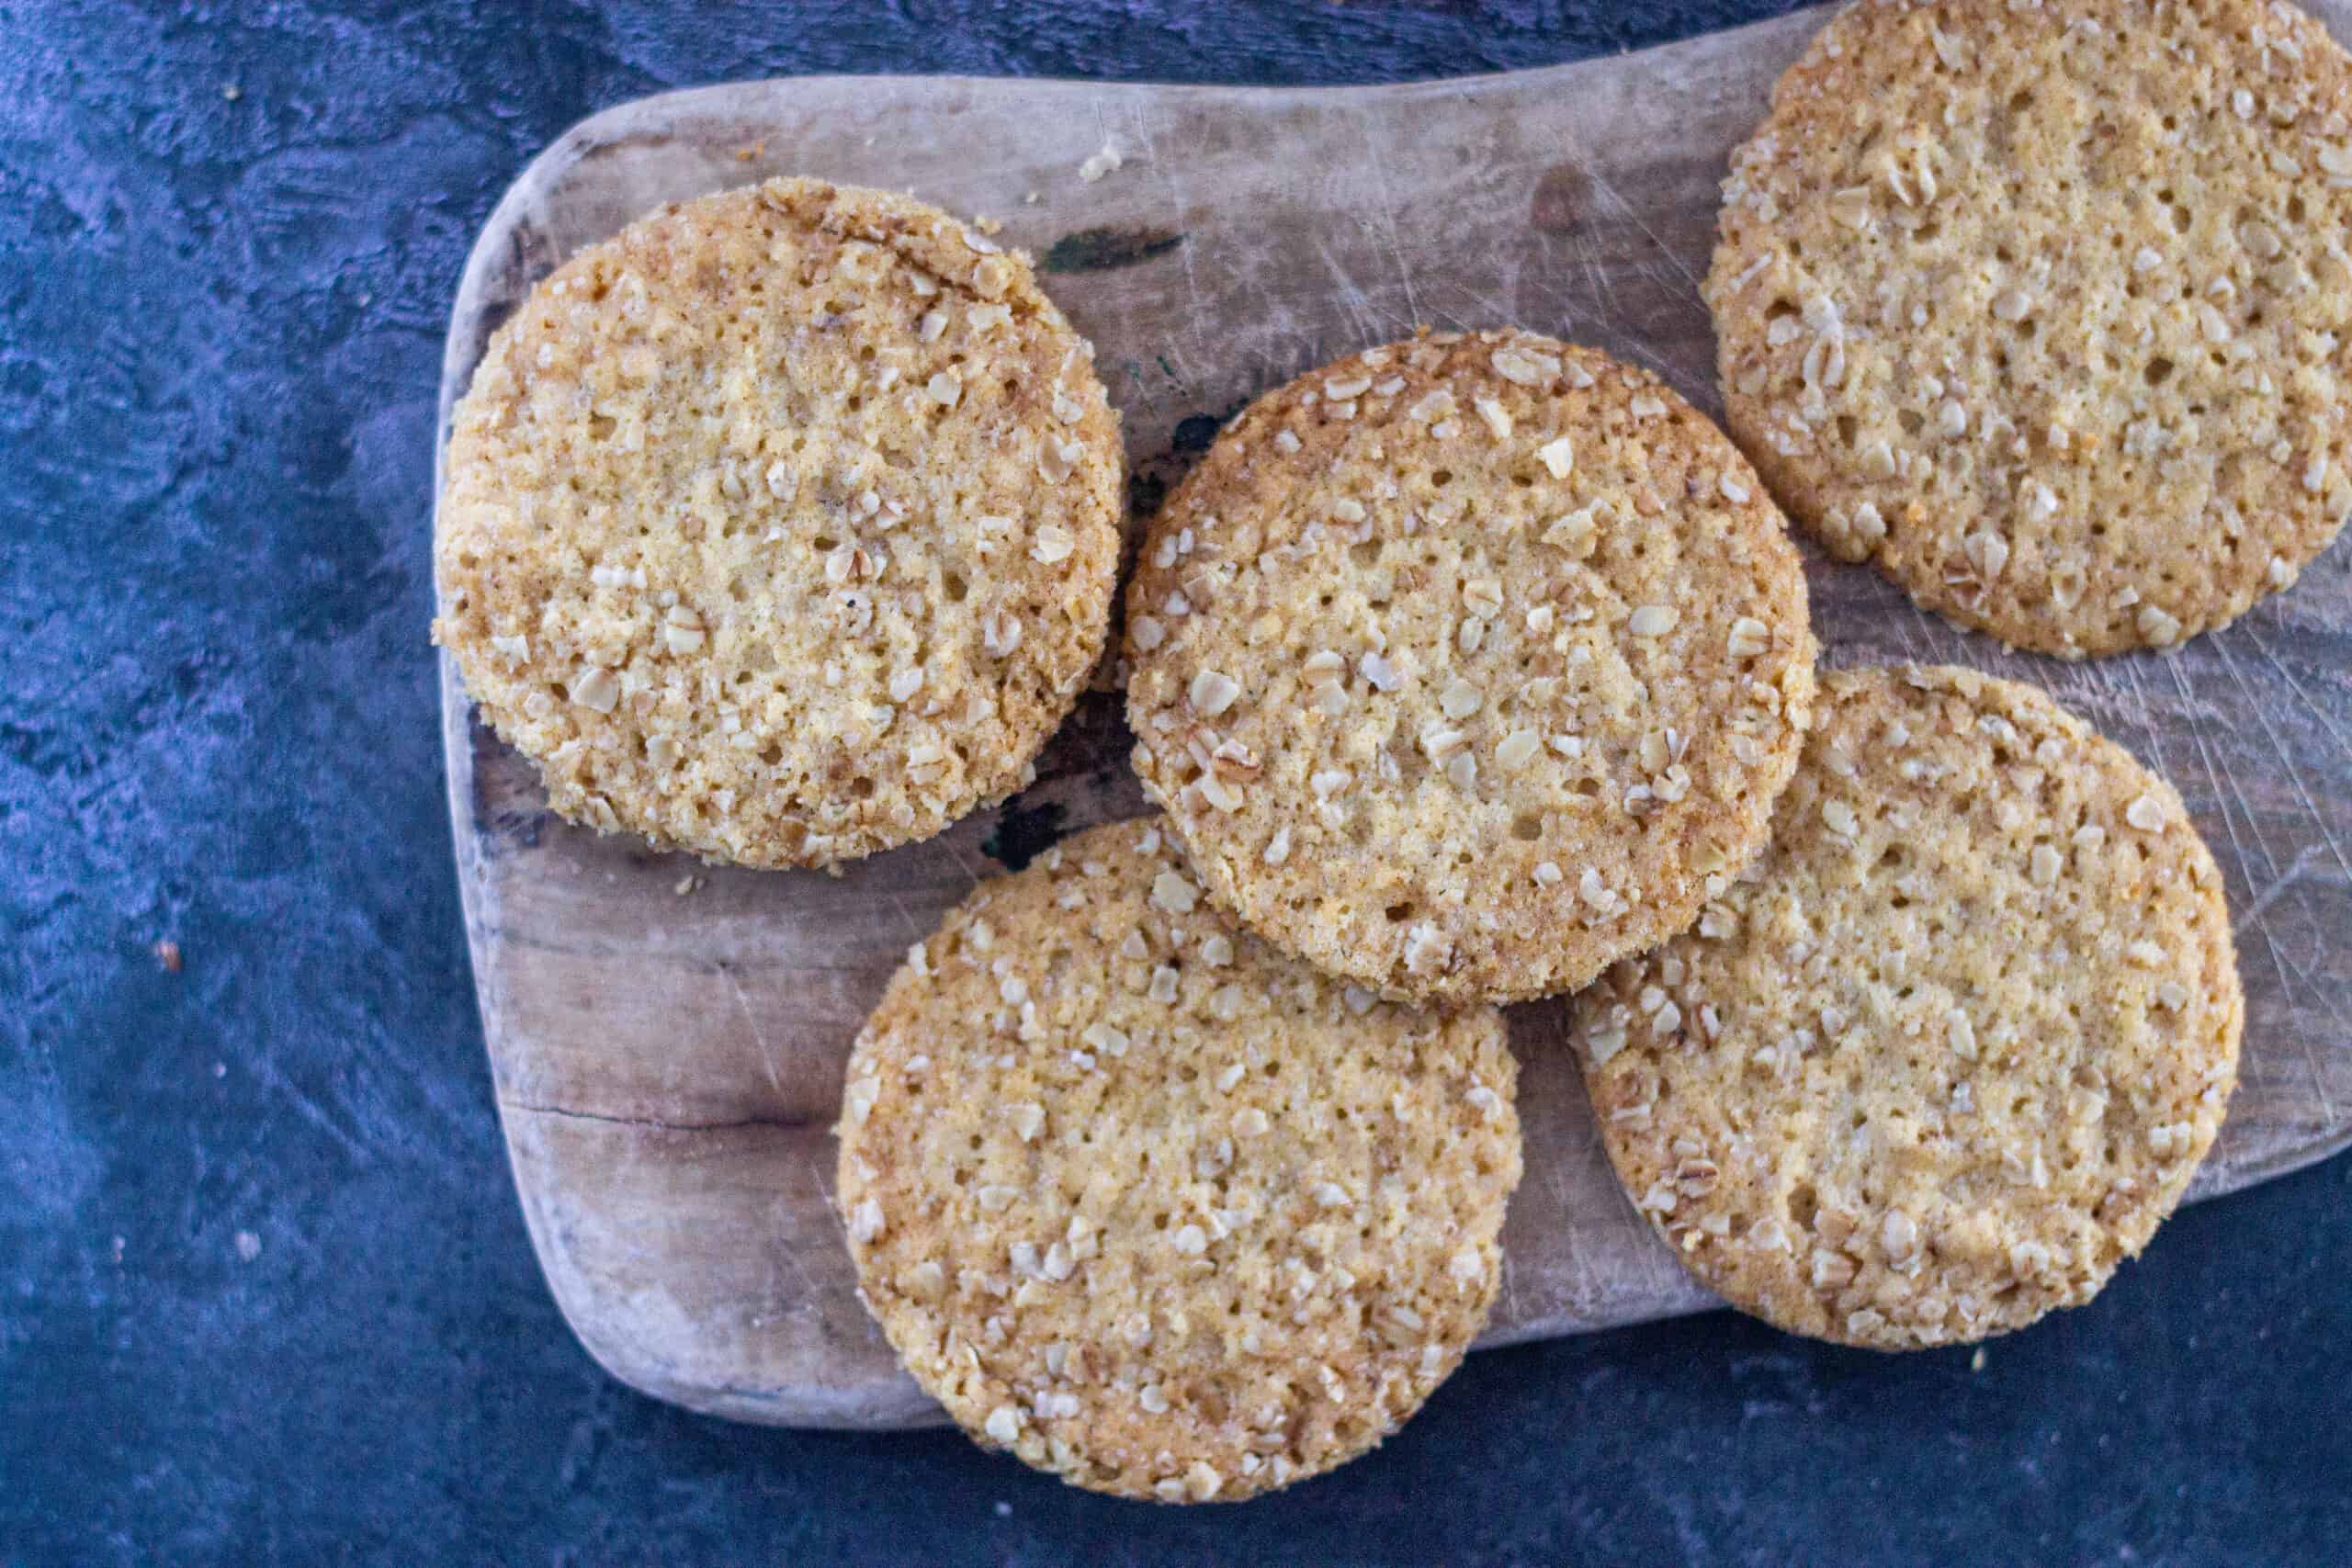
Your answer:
(436, 4), (2352, 1429)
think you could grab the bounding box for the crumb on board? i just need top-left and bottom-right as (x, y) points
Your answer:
(234, 1230), (262, 1262)
(153, 939), (182, 973)
(673, 874), (700, 897)
(972, 214), (1003, 236)
(734, 140), (765, 162)
(1971, 1348), (1988, 1372)
(1079, 140), (1124, 182)
(221, 84), (242, 102)
(1023, 190), (1041, 205)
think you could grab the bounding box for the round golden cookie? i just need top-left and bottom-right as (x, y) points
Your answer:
(1574, 665), (2243, 1350)
(1122, 331), (1816, 1005)
(836, 817), (1521, 1503)
(434, 177), (1122, 867)
(1709, 0), (2352, 659)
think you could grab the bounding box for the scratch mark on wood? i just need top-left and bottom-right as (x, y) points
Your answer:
(2241, 626), (2352, 885)
(503, 1099), (820, 1134)
(1354, 108), (1425, 331)
(2221, 634), (2352, 964)
(1306, 231), (1390, 344)
(937, 834), (988, 894)
(783, 1154), (837, 1307)
(884, 893), (929, 947)
(718, 962), (788, 1101)
(2241, 842), (2335, 929)
(1126, 101), (1212, 362)
(2199, 635), (2345, 1119)
(1573, 149), (1702, 298)
(2160, 649), (2278, 927)
(2198, 645), (2352, 1122)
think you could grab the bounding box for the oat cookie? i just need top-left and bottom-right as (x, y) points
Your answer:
(1710, 0), (2352, 658)
(1123, 332), (1815, 1005)
(1576, 665), (2242, 1349)
(435, 177), (1122, 867)
(837, 817), (1521, 1502)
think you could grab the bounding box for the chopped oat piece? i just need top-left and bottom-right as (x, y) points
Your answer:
(1078, 140), (1125, 183)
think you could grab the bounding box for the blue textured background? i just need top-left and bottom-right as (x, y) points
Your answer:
(5, 2), (2348, 1562)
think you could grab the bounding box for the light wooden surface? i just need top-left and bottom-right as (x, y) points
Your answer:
(437, 4), (2352, 1428)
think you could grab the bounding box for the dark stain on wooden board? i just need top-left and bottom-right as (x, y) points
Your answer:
(1042, 224), (1187, 273)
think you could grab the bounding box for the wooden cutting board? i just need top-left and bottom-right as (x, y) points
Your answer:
(437, 3), (2352, 1429)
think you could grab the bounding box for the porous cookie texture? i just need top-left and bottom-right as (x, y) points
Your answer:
(836, 818), (1521, 1503)
(1576, 665), (2242, 1349)
(1709, 0), (2352, 658)
(434, 177), (1122, 867)
(1123, 331), (1815, 1005)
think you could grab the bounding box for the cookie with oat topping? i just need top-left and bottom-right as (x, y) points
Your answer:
(1574, 665), (2242, 1350)
(434, 177), (1121, 868)
(1709, 0), (2352, 658)
(836, 817), (1520, 1502)
(1123, 331), (1815, 1006)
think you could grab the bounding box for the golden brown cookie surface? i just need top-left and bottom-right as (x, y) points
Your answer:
(1576, 665), (2242, 1349)
(837, 818), (1521, 1501)
(1710, 0), (2352, 657)
(435, 177), (1121, 867)
(1123, 332), (1815, 1005)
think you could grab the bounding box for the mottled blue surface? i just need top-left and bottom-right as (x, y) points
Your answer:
(3, 1), (2347, 1562)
